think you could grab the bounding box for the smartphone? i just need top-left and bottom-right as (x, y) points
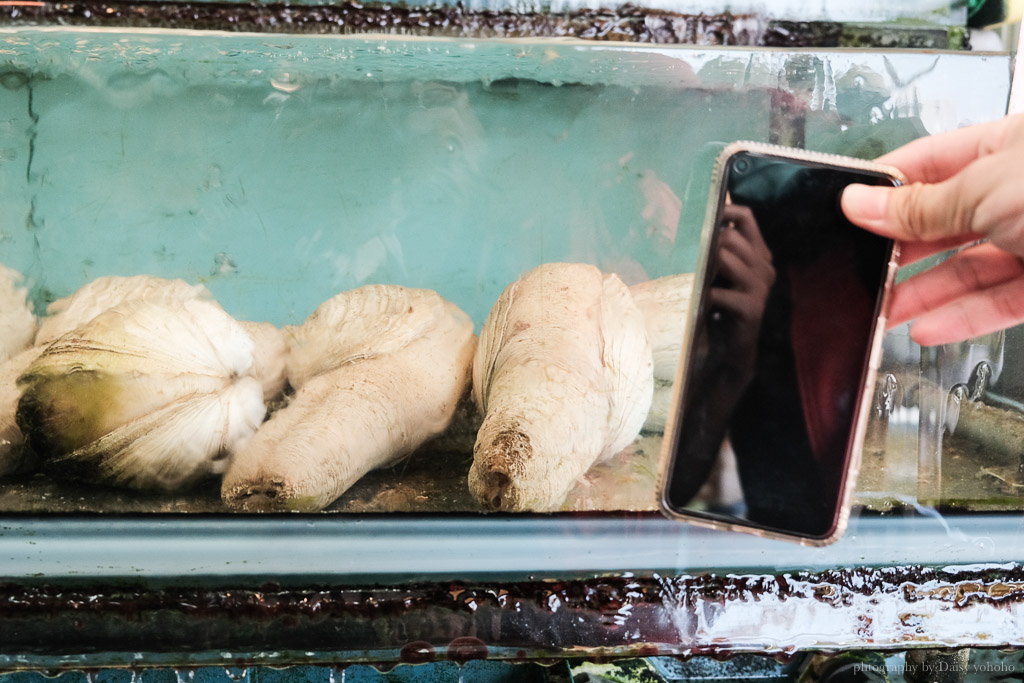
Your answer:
(658, 143), (904, 545)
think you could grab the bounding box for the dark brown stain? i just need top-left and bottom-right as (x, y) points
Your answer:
(399, 640), (436, 664)
(0, 2), (962, 48)
(0, 2), (761, 42)
(0, 564), (1022, 662)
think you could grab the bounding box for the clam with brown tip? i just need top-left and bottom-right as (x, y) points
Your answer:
(470, 263), (654, 512)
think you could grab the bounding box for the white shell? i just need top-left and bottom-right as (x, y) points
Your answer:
(285, 284), (451, 390)
(0, 265), (36, 363)
(69, 378), (264, 490)
(1, 275), (215, 479)
(35, 275), (209, 347)
(17, 297), (265, 491)
(223, 285), (476, 512)
(470, 263), (654, 512)
(628, 273), (695, 382)
(239, 320), (290, 403)
(628, 273), (695, 432)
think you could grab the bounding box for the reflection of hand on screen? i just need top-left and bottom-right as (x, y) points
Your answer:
(670, 203), (777, 509)
(707, 203), (776, 391)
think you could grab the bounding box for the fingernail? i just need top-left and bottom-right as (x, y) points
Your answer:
(841, 183), (889, 228)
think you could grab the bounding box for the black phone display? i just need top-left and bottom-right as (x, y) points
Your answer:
(659, 145), (901, 544)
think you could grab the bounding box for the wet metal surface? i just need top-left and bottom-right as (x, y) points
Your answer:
(1, 564), (1024, 666)
(0, 2), (966, 48)
(0, 663), (575, 683)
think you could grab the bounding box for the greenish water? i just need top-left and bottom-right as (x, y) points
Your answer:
(0, 29), (1010, 328)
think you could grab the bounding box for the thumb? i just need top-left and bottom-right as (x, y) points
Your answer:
(841, 180), (978, 243)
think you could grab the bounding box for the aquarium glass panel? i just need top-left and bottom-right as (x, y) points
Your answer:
(0, 30), (1017, 533)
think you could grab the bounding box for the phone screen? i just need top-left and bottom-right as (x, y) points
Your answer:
(661, 150), (898, 541)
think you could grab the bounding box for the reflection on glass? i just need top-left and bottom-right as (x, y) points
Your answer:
(664, 152), (897, 539)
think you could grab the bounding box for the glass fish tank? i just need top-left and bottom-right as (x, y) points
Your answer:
(0, 29), (1013, 515)
(1, 10), (1024, 665)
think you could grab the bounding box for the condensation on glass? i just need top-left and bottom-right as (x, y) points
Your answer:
(0, 29), (1017, 529)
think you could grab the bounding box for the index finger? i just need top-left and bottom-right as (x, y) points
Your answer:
(878, 115), (1016, 184)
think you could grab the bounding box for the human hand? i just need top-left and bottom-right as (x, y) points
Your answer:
(841, 114), (1024, 346)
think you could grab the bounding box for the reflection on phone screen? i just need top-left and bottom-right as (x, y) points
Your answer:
(663, 152), (897, 540)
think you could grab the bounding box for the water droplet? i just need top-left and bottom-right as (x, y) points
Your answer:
(0, 71), (28, 90)
(969, 360), (993, 401)
(447, 636), (488, 664)
(400, 641), (436, 664)
(875, 373), (899, 417)
(270, 72), (302, 93)
(945, 383), (968, 434)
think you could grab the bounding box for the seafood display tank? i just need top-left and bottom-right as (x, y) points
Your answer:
(1, 0), (1024, 676)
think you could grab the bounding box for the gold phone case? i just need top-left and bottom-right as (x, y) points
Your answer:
(656, 141), (906, 547)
